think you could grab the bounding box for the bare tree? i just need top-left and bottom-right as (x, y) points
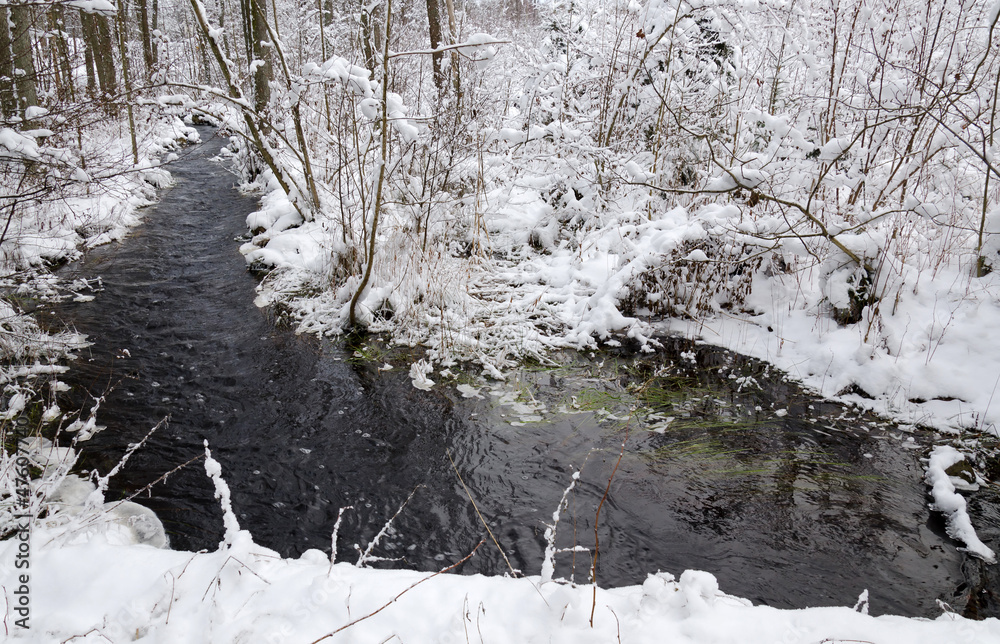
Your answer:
(9, 2), (38, 120)
(249, 0), (271, 114)
(426, 0), (445, 91)
(137, 0), (156, 79)
(0, 6), (16, 118)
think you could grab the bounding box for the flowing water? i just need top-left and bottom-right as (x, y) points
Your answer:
(41, 128), (998, 619)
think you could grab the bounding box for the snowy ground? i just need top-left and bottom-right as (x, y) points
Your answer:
(5, 532), (999, 643)
(662, 266), (1000, 436)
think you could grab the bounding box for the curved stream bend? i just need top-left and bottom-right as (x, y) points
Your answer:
(47, 127), (998, 619)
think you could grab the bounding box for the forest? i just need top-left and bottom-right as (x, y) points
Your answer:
(0, 0), (996, 378)
(1, 0), (1000, 640)
(0, 0), (1000, 396)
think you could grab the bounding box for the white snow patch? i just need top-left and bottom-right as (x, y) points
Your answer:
(456, 383), (483, 398)
(5, 530), (997, 643)
(924, 446), (996, 563)
(409, 359), (435, 390)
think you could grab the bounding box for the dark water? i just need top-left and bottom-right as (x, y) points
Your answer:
(42, 127), (997, 619)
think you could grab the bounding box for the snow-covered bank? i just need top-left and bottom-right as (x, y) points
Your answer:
(662, 263), (1000, 435)
(6, 525), (999, 643)
(0, 116), (195, 273)
(234, 0), (1000, 439)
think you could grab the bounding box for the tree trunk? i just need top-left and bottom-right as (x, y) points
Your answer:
(96, 14), (117, 98)
(82, 11), (117, 109)
(197, 31), (212, 83)
(249, 0), (271, 114)
(49, 7), (74, 101)
(117, 0), (138, 163)
(359, 2), (377, 71)
(239, 0), (252, 63)
(426, 0), (444, 91)
(82, 22), (98, 98)
(151, 0), (159, 66)
(137, 0), (155, 79)
(0, 7), (17, 119)
(9, 2), (38, 121)
(444, 0), (460, 100)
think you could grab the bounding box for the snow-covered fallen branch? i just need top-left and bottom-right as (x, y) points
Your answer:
(924, 445), (996, 563)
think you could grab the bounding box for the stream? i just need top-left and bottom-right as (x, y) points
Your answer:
(40, 127), (999, 619)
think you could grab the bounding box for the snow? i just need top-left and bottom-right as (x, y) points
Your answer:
(23, 106), (49, 121)
(3, 0), (1000, 639)
(925, 446), (996, 563)
(359, 97), (380, 120)
(818, 136), (851, 160)
(409, 358), (436, 390)
(204, 442), (242, 547)
(0, 128), (41, 160)
(3, 518), (999, 642)
(457, 383), (483, 398)
(64, 0), (117, 16)
(625, 159), (655, 182)
(459, 33), (501, 69)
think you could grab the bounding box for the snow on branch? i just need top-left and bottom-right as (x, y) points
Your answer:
(925, 446), (996, 563)
(204, 441), (243, 548)
(63, 0), (117, 15)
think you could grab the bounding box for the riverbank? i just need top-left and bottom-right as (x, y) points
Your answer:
(5, 516), (998, 643)
(3, 126), (999, 640)
(0, 114), (198, 385)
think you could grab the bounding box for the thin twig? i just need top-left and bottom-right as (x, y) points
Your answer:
(388, 40), (510, 59)
(446, 448), (517, 576)
(590, 422), (631, 627)
(311, 540), (486, 643)
(165, 571), (176, 624)
(61, 628), (112, 643)
(94, 415), (169, 495)
(356, 485), (420, 567)
(329, 505), (353, 572)
(201, 555), (270, 603)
